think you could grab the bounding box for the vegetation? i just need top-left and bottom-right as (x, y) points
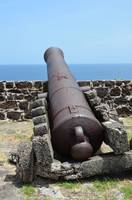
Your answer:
(121, 183), (132, 200)
(20, 184), (37, 200)
(57, 181), (81, 189)
(92, 177), (119, 191)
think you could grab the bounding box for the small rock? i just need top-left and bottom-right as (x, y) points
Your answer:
(39, 186), (65, 199)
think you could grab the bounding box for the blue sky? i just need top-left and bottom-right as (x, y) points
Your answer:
(0, 0), (132, 64)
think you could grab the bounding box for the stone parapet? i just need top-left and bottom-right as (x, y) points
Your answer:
(0, 81), (47, 120)
(0, 80), (131, 120)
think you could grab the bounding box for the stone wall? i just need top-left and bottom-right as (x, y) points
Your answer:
(0, 81), (47, 120)
(0, 80), (131, 120)
(78, 80), (132, 117)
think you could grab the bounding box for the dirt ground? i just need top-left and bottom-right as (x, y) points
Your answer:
(0, 118), (132, 200)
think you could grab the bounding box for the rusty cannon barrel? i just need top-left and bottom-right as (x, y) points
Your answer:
(44, 47), (104, 161)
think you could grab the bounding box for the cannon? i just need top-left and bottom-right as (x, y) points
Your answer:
(44, 47), (104, 161)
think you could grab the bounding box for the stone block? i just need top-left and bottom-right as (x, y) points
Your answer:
(116, 80), (124, 86)
(31, 106), (46, 117)
(77, 81), (91, 87)
(7, 89), (22, 93)
(25, 94), (33, 101)
(93, 81), (105, 87)
(38, 92), (48, 99)
(19, 100), (28, 110)
(16, 141), (34, 183)
(38, 93), (48, 99)
(116, 105), (132, 117)
(0, 95), (5, 101)
(7, 111), (21, 120)
(81, 151), (132, 178)
(81, 156), (104, 177)
(89, 97), (101, 107)
(33, 135), (54, 166)
(103, 120), (129, 154)
(33, 115), (48, 125)
(114, 96), (128, 105)
(31, 98), (47, 109)
(33, 123), (49, 136)
(6, 82), (14, 89)
(15, 81), (32, 89)
(126, 81), (132, 95)
(0, 112), (6, 120)
(129, 98), (132, 106)
(15, 94), (24, 100)
(105, 81), (115, 87)
(7, 94), (14, 100)
(34, 81), (43, 89)
(0, 101), (18, 109)
(95, 87), (108, 98)
(122, 86), (130, 96)
(84, 89), (97, 100)
(110, 87), (121, 96)
(43, 81), (48, 92)
(94, 103), (110, 121)
(0, 82), (5, 90)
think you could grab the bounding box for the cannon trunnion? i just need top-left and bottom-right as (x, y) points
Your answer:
(44, 47), (104, 161)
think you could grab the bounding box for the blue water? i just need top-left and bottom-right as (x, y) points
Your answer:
(0, 64), (131, 80)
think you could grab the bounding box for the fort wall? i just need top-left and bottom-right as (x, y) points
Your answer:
(0, 80), (131, 120)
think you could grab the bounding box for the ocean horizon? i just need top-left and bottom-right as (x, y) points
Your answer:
(0, 64), (131, 81)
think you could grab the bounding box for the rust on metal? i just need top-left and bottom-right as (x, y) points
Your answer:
(44, 47), (104, 161)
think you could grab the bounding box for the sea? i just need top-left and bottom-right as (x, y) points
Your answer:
(0, 64), (131, 81)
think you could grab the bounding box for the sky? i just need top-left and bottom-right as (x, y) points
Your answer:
(0, 0), (132, 64)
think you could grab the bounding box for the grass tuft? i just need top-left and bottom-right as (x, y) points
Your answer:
(121, 183), (132, 200)
(92, 177), (119, 192)
(57, 181), (81, 190)
(21, 184), (37, 200)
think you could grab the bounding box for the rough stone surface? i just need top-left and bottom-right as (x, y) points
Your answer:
(81, 151), (132, 178)
(0, 95), (5, 101)
(95, 87), (108, 98)
(38, 92), (48, 99)
(6, 81), (14, 88)
(33, 135), (54, 166)
(16, 141), (34, 183)
(0, 80), (132, 121)
(0, 101), (17, 109)
(19, 100), (28, 110)
(31, 98), (47, 109)
(103, 120), (129, 154)
(0, 82), (5, 90)
(33, 115), (48, 125)
(7, 111), (22, 120)
(8, 151), (19, 164)
(31, 106), (46, 117)
(33, 123), (49, 136)
(0, 112), (6, 120)
(84, 89), (97, 100)
(15, 81), (32, 89)
(110, 87), (121, 96)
